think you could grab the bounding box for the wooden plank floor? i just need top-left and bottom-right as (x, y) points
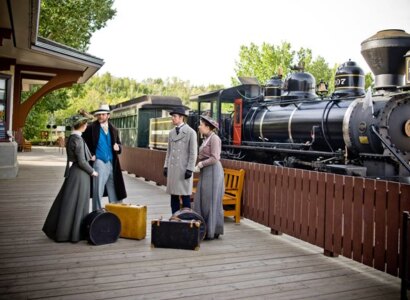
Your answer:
(0, 146), (404, 300)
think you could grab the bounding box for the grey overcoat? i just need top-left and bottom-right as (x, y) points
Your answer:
(164, 124), (197, 195)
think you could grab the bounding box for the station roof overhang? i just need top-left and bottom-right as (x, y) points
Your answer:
(0, 0), (104, 84)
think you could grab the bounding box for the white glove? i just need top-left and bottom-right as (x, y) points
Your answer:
(194, 165), (201, 173)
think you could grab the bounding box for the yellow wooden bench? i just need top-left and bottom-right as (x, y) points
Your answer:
(222, 168), (245, 224)
(23, 139), (32, 152)
(192, 168), (245, 224)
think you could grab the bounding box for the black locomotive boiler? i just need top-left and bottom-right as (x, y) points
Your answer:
(190, 29), (410, 182)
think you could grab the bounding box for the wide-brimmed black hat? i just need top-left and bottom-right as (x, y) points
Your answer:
(200, 115), (219, 130)
(169, 106), (188, 117)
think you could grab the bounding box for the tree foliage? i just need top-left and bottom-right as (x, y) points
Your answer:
(365, 73), (374, 90)
(233, 42), (339, 92)
(51, 73), (224, 132)
(22, 89), (69, 139)
(23, 0), (116, 138)
(233, 41), (376, 94)
(39, 0), (116, 51)
(233, 42), (294, 85)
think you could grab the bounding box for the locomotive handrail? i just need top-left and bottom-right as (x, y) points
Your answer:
(223, 144), (343, 158)
(240, 141), (311, 148)
(321, 100), (336, 152)
(242, 103), (261, 141)
(371, 125), (410, 173)
(236, 89), (262, 101)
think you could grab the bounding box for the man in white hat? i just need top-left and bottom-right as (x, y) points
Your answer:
(83, 104), (127, 211)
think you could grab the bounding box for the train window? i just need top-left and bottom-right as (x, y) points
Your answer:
(221, 103), (234, 115)
(190, 102), (198, 112)
(199, 102), (211, 116)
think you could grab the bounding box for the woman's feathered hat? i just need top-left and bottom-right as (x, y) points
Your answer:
(68, 109), (93, 127)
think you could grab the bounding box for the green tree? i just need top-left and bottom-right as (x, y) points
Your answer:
(233, 41), (334, 93)
(53, 73), (225, 123)
(233, 42), (294, 85)
(39, 0), (116, 51)
(23, 0), (116, 139)
(22, 88), (69, 139)
(365, 73), (374, 90)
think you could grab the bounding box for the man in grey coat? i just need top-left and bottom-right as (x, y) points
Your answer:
(163, 107), (198, 214)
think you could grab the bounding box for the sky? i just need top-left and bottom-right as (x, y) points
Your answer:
(88, 0), (410, 86)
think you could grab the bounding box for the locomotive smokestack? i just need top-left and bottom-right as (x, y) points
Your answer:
(361, 29), (410, 90)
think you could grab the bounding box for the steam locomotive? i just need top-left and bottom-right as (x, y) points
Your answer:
(111, 29), (410, 182)
(188, 29), (410, 182)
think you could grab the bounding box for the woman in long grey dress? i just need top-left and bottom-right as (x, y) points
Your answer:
(43, 112), (98, 242)
(193, 115), (224, 240)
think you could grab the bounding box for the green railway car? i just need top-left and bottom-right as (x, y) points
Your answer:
(110, 95), (183, 148)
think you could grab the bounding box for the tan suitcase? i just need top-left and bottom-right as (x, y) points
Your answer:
(105, 203), (147, 239)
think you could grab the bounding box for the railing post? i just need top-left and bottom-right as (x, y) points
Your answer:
(402, 211), (409, 300)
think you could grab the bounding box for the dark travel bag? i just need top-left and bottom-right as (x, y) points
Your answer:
(151, 218), (201, 250)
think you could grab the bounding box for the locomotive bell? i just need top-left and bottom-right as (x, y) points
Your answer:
(282, 71), (317, 99)
(361, 29), (410, 90)
(332, 60), (365, 98)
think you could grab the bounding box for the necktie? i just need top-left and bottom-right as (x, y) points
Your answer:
(102, 125), (108, 134)
(176, 127), (180, 135)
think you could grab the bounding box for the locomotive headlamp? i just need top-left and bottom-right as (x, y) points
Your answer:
(405, 120), (410, 138)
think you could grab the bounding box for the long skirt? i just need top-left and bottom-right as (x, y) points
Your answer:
(42, 164), (90, 242)
(193, 161), (224, 239)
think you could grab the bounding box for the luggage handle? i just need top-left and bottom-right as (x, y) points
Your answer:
(118, 203), (144, 208)
(169, 216), (198, 228)
(151, 216), (163, 227)
(151, 217), (200, 228)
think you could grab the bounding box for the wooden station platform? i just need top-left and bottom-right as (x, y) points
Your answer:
(0, 147), (403, 299)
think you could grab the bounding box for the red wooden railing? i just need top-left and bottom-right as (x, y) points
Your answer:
(119, 146), (410, 279)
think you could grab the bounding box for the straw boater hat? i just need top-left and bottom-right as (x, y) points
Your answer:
(200, 115), (219, 130)
(169, 106), (188, 117)
(93, 104), (111, 116)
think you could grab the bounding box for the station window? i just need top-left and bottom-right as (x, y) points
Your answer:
(0, 76), (10, 142)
